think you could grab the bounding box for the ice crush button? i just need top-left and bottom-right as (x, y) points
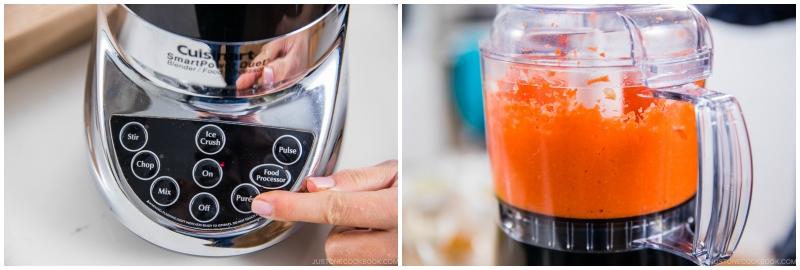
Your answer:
(131, 150), (160, 180)
(190, 192), (219, 223)
(195, 124), (226, 155)
(119, 122), (148, 151)
(192, 158), (223, 188)
(231, 184), (260, 214)
(150, 176), (179, 207)
(273, 135), (302, 165)
(250, 164), (292, 189)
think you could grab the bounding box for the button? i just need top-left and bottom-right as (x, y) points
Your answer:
(119, 122), (148, 151)
(249, 164), (292, 189)
(189, 192), (219, 223)
(273, 135), (302, 165)
(150, 176), (179, 207)
(195, 124), (226, 155)
(231, 184), (260, 214)
(192, 158), (223, 188)
(131, 150), (160, 180)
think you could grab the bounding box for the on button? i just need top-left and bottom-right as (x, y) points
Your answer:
(192, 158), (223, 188)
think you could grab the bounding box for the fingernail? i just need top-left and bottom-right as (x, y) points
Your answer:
(262, 67), (275, 87)
(308, 177), (336, 190)
(251, 200), (273, 217)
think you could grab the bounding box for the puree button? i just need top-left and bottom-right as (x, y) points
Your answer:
(231, 183), (260, 214)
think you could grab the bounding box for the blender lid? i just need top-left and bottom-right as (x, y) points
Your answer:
(482, 4), (713, 88)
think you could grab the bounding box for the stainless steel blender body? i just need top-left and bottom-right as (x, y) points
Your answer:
(85, 4), (348, 256)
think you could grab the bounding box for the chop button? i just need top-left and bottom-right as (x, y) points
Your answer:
(150, 176), (179, 207)
(119, 122), (148, 151)
(131, 150), (160, 180)
(195, 124), (226, 155)
(250, 164), (292, 189)
(189, 192), (219, 223)
(231, 184), (260, 214)
(272, 135), (302, 165)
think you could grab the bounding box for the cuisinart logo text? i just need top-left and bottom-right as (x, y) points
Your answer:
(165, 45), (267, 74)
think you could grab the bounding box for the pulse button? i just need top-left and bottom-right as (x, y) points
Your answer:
(131, 150), (160, 180)
(195, 124), (225, 155)
(273, 135), (302, 165)
(189, 192), (219, 223)
(119, 122), (147, 151)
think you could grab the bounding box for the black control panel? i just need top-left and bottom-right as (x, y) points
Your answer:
(110, 115), (314, 231)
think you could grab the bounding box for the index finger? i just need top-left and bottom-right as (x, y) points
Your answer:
(251, 187), (397, 230)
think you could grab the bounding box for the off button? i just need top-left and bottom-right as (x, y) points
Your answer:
(273, 135), (302, 165)
(195, 124), (225, 155)
(189, 192), (219, 223)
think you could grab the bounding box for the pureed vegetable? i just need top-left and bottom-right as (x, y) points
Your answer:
(484, 66), (699, 219)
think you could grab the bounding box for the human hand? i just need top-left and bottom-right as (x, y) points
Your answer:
(235, 33), (309, 94)
(251, 160), (398, 265)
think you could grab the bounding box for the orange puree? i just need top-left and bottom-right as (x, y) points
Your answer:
(485, 70), (698, 219)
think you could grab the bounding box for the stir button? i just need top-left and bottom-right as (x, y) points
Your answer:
(250, 164), (292, 189)
(273, 135), (302, 165)
(189, 192), (219, 223)
(150, 176), (179, 207)
(119, 122), (148, 151)
(231, 184), (260, 214)
(131, 150), (160, 180)
(195, 124), (226, 155)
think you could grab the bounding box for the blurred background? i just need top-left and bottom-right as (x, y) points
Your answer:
(4, 4), (397, 265)
(402, 4), (796, 266)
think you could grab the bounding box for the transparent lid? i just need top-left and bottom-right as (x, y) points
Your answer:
(482, 4), (713, 88)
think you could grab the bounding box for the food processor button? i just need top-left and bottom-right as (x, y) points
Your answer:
(192, 158), (223, 188)
(131, 150), (160, 180)
(231, 184), (260, 214)
(195, 124), (226, 155)
(119, 122), (148, 151)
(189, 192), (219, 223)
(273, 135), (302, 165)
(249, 164), (292, 189)
(149, 176), (179, 207)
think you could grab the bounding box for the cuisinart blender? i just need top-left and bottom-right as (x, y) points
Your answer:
(85, 4), (348, 256)
(481, 5), (752, 265)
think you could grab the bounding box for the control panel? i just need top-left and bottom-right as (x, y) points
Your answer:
(110, 115), (314, 231)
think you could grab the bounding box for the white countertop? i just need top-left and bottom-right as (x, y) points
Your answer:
(4, 5), (398, 265)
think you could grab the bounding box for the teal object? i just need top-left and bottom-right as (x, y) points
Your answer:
(451, 29), (486, 139)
